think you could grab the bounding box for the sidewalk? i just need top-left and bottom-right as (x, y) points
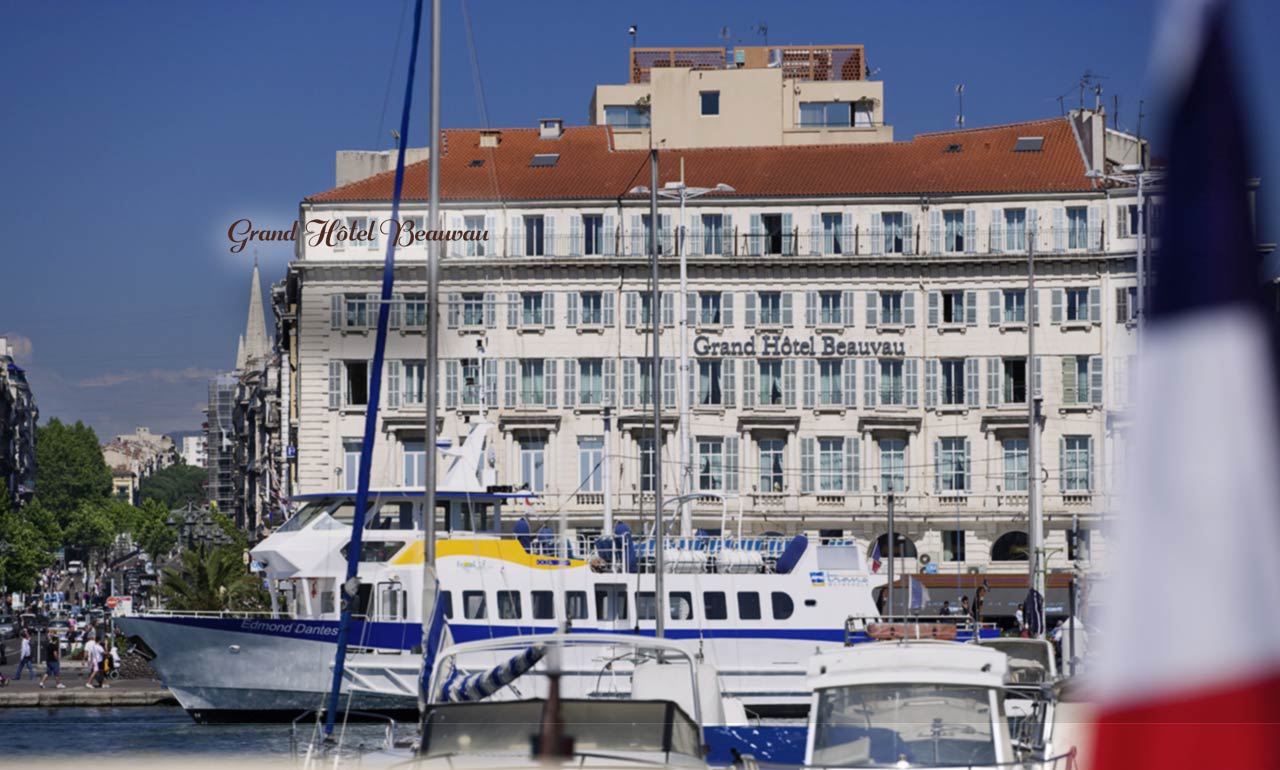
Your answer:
(1, 660), (176, 707)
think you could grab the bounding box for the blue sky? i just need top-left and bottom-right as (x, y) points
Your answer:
(2, 0), (1277, 440)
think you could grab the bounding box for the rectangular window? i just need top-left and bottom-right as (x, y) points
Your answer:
(566, 591), (588, 620)
(531, 591), (554, 620)
(519, 437), (546, 492)
(594, 585), (628, 620)
(704, 591), (728, 621)
(819, 291), (842, 326)
(521, 293), (545, 327)
(578, 358), (603, 405)
(700, 90), (720, 116)
(758, 292), (782, 325)
(604, 105), (650, 129)
(579, 438), (603, 493)
(943, 530), (966, 562)
(944, 211), (965, 252)
(819, 360), (843, 406)
(798, 101), (853, 127)
(1063, 436), (1092, 491)
(402, 361), (425, 405)
(520, 359), (545, 405)
(638, 293), (654, 326)
(879, 438), (905, 493)
(345, 361), (369, 407)
(882, 212), (905, 254)
(699, 293), (722, 325)
(580, 292), (603, 325)
(938, 437), (969, 492)
(759, 439), (785, 493)
(1003, 290), (1026, 324)
(343, 439), (361, 492)
(940, 359), (965, 406)
(698, 438), (724, 491)
(1003, 438), (1029, 492)
(822, 213), (844, 255)
(698, 360), (722, 406)
(758, 360), (784, 406)
(523, 215), (545, 256)
(702, 214), (724, 255)
(737, 592), (762, 621)
(637, 359), (654, 406)
(404, 440), (425, 488)
(460, 358), (482, 406)
(879, 359), (904, 406)
(582, 215), (603, 256)
(880, 292), (903, 325)
(638, 438), (657, 492)
(1005, 208), (1027, 251)
(818, 437), (845, 492)
(1065, 356), (1091, 404)
(636, 591), (656, 620)
(463, 590), (487, 619)
(403, 293), (427, 327)
(497, 590), (522, 619)
(1067, 206), (1088, 249)
(343, 293), (370, 328)
(761, 214), (784, 255)
(1003, 359), (1027, 404)
(463, 215), (486, 256)
(1065, 288), (1090, 322)
(941, 291), (966, 325)
(462, 293), (485, 327)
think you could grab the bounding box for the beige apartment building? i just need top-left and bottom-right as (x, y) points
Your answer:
(275, 46), (1158, 578)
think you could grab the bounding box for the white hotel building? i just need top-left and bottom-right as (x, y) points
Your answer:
(276, 45), (1157, 578)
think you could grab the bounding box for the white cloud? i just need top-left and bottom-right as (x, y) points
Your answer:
(1, 332), (34, 361)
(77, 366), (219, 388)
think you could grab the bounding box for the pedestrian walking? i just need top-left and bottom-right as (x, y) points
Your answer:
(15, 631), (35, 680)
(1015, 603), (1027, 636)
(84, 636), (107, 688)
(38, 629), (64, 689)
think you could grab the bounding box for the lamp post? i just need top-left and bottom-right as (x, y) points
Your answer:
(630, 174), (735, 537)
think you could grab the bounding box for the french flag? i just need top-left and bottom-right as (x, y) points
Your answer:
(1090, 1), (1280, 767)
(870, 539), (882, 573)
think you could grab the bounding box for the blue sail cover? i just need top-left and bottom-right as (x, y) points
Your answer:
(435, 645), (547, 702)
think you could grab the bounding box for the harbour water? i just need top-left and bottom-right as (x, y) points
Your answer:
(0, 705), (401, 757)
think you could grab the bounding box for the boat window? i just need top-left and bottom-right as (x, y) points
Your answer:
(565, 591), (588, 620)
(531, 591), (554, 620)
(594, 584), (628, 620)
(497, 591), (522, 619)
(377, 583), (407, 621)
(463, 590), (487, 619)
(321, 590), (337, 615)
(276, 498), (337, 532)
(669, 591), (694, 620)
(339, 540), (407, 562)
(364, 501), (413, 530)
(704, 591), (728, 620)
(812, 683), (997, 767)
(351, 583), (373, 618)
(772, 592), (795, 620)
(309, 513), (349, 531)
(636, 591), (656, 620)
(439, 590), (454, 619)
(738, 591), (762, 620)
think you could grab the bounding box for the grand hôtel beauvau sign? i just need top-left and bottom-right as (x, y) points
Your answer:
(694, 334), (906, 358)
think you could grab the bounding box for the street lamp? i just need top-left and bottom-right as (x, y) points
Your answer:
(629, 179), (735, 537)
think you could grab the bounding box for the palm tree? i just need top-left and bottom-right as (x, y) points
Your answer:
(160, 547), (267, 612)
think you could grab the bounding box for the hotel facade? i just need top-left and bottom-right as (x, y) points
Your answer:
(274, 46), (1161, 579)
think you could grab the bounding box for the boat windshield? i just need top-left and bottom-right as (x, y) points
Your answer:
(421, 700), (700, 758)
(812, 683), (997, 768)
(275, 499), (338, 533)
(985, 641), (1052, 684)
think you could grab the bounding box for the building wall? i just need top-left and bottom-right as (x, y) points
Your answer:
(283, 190), (1149, 575)
(0, 338), (38, 507)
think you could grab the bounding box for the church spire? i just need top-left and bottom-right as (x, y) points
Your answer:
(235, 333), (246, 371)
(242, 259), (271, 368)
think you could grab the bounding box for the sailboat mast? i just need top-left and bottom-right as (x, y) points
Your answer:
(424, 0), (441, 572)
(650, 149), (666, 639)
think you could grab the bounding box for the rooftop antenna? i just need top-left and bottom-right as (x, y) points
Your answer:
(955, 84), (965, 129)
(1057, 95), (1066, 116)
(1114, 94), (1120, 129)
(1078, 70), (1108, 111)
(629, 24), (637, 48)
(1094, 83), (1103, 111)
(752, 21), (768, 46)
(1136, 98), (1146, 144)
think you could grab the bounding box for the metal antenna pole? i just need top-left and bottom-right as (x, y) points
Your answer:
(603, 407), (613, 535)
(886, 492), (895, 622)
(424, 0), (441, 606)
(1028, 224), (1045, 637)
(650, 149), (665, 639)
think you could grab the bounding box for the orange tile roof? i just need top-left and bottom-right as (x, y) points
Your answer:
(307, 117), (1094, 204)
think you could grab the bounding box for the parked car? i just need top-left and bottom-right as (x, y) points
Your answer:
(0, 615), (16, 639)
(67, 560), (83, 575)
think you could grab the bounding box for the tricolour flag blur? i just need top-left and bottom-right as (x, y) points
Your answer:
(1090, 1), (1280, 767)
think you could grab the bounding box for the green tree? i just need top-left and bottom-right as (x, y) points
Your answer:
(63, 500), (115, 572)
(134, 499), (177, 562)
(35, 418), (112, 528)
(211, 508), (248, 551)
(138, 463), (207, 509)
(160, 546), (267, 611)
(0, 485), (55, 593)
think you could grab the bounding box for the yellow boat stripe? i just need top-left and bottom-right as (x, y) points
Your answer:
(391, 538), (587, 569)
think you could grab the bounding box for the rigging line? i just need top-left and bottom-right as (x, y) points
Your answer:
(375, 0), (412, 150)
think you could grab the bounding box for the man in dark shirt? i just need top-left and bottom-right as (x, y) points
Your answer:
(38, 628), (64, 689)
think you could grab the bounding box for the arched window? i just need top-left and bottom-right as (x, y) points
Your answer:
(869, 533), (917, 560)
(991, 531), (1030, 561)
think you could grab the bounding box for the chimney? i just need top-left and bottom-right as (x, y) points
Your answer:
(480, 130), (502, 148)
(539, 119), (564, 140)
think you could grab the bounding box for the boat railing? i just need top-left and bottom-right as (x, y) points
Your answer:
(595, 533), (819, 574)
(133, 609), (280, 619)
(289, 708), (397, 762)
(844, 614), (1002, 644)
